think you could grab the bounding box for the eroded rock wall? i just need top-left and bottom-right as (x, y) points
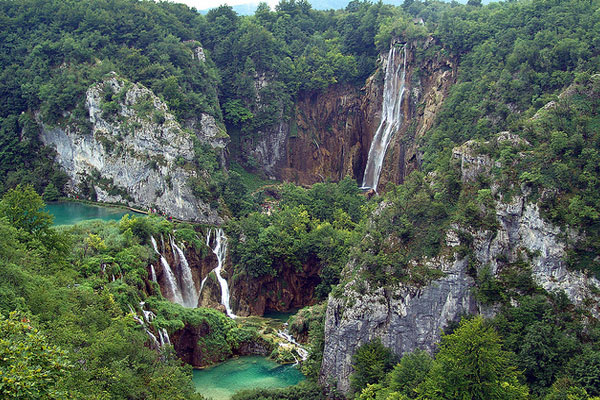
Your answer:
(41, 74), (224, 224)
(232, 260), (322, 317)
(319, 136), (600, 394)
(241, 38), (455, 189)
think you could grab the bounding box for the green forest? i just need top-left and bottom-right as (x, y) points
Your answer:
(1, 0), (600, 399)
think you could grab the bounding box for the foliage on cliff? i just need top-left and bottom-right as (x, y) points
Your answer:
(0, 0), (222, 195)
(227, 178), (365, 299)
(0, 186), (208, 399)
(353, 317), (529, 400)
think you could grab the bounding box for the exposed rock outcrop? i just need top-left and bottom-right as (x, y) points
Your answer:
(232, 260), (322, 317)
(241, 38), (456, 189)
(40, 74), (224, 224)
(319, 136), (600, 394)
(320, 256), (476, 393)
(170, 321), (272, 367)
(281, 85), (365, 185)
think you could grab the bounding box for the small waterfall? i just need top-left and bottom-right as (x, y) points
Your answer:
(159, 328), (171, 347)
(170, 235), (199, 308)
(129, 304), (161, 350)
(150, 236), (184, 306)
(150, 265), (157, 282)
(361, 43), (408, 192)
(199, 274), (209, 296)
(204, 228), (236, 318)
(277, 324), (308, 361)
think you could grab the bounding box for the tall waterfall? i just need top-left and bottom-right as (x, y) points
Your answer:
(170, 235), (199, 308)
(205, 228), (236, 318)
(150, 236), (184, 306)
(361, 44), (408, 191)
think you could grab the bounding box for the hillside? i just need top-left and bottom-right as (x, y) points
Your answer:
(1, 0), (600, 399)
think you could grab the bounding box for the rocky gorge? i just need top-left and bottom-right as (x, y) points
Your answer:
(243, 38), (456, 189)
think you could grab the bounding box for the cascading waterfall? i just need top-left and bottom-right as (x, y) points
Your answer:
(277, 324), (308, 362)
(158, 328), (171, 347)
(199, 275), (209, 296)
(129, 303), (161, 349)
(150, 236), (184, 306)
(361, 43), (408, 192)
(204, 228), (236, 318)
(150, 265), (157, 282)
(170, 235), (199, 308)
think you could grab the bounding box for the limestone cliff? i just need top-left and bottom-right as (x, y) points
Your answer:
(40, 74), (225, 224)
(281, 85), (365, 185)
(374, 37), (456, 188)
(319, 135), (600, 394)
(242, 38), (455, 188)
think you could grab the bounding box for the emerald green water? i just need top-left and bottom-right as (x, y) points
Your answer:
(192, 356), (304, 400)
(45, 202), (135, 226)
(262, 309), (298, 323)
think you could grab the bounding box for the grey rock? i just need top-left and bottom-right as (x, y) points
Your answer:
(320, 256), (476, 393)
(40, 75), (223, 224)
(321, 139), (600, 394)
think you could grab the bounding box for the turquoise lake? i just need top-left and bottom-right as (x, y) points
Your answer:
(192, 356), (304, 400)
(45, 202), (137, 226)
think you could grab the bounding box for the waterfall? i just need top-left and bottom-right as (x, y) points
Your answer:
(205, 228), (236, 318)
(277, 324), (308, 361)
(170, 235), (199, 308)
(150, 236), (184, 306)
(129, 304), (161, 350)
(361, 43), (408, 192)
(159, 328), (171, 347)
(199, 275), (209, 296)
(150, 265), (157, 282)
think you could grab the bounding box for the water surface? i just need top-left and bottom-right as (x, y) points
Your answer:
(192, 356), (304, 400)
(263, 309), (298, 323)
(46, 202), (136, 226)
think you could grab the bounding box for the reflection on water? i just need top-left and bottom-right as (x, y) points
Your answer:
(45, 202), (136, 226)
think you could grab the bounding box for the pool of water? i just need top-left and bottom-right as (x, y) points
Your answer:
(45, 202), (136, 226)
(262, 309), (299, 323)
(192, 356), (304, 400)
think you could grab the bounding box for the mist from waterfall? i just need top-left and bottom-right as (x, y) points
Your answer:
(361, 43), (408, 192)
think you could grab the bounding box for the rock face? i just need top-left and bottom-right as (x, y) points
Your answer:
(376, 38), (456, 188)
(242, 38), (456, 188)
(244, 121), (290, 180)
(171, 319), (272, 367)
(281, 85), (366, 185)
(232, 260), (322, 317)
(40, 74), (224, 224)
(319, 136), (600, 394)
(320, 257), (476, 393)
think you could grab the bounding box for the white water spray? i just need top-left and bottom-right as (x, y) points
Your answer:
(204, 228), (236, 318)
(277, 324), (308, 362)
(361, 44), (408, 192)
(150, 236), (184, 306)
(129, 304), (161, 350)
(170, 235), (199, 308)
